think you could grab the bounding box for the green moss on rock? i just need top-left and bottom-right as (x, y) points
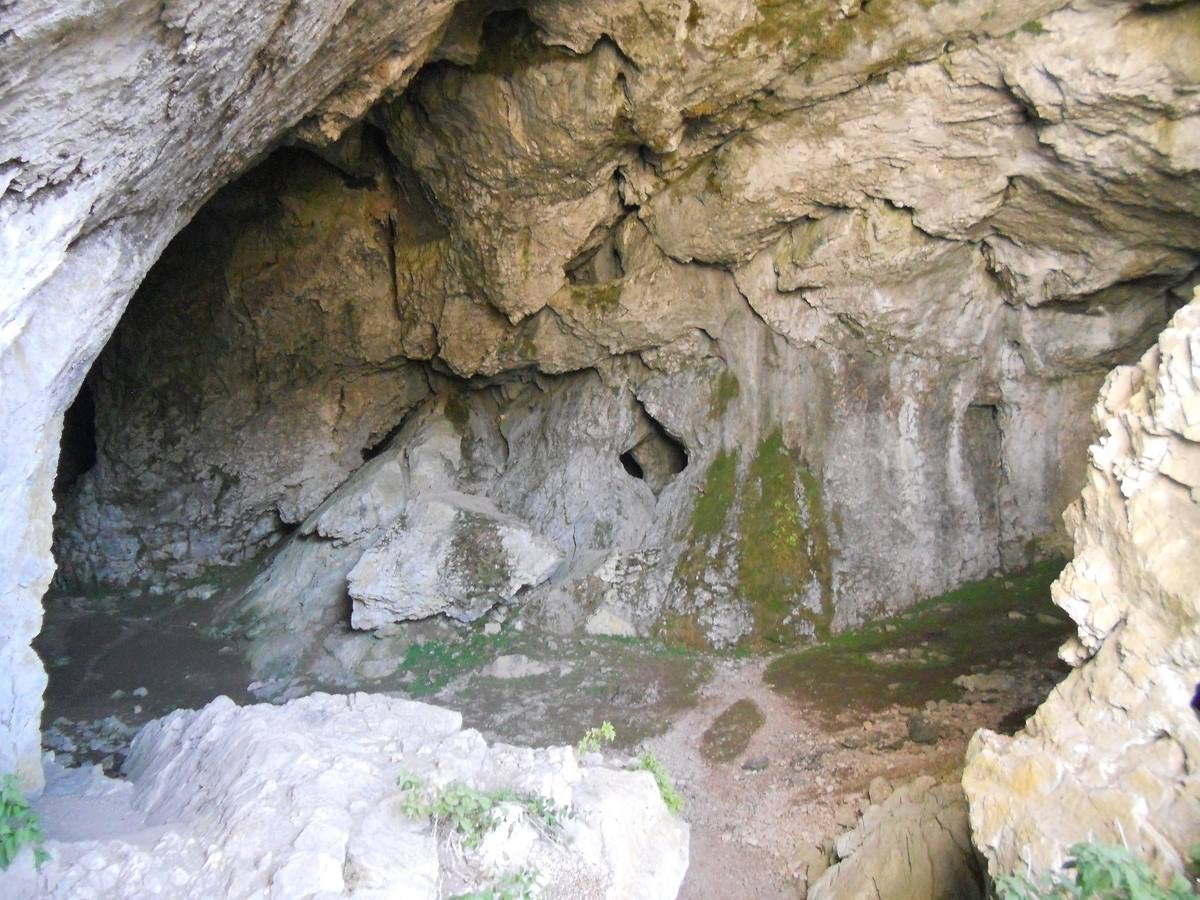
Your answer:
(666, 431), (835, 650)
(568, 280), (623, 313)
(736, 429), (832, 644)
(691, 449), (740, 540)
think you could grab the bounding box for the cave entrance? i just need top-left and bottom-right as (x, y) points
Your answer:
(39, 127), (715, 775)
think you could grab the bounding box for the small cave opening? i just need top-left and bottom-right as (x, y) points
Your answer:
(620, 404), (689, 496)
(565, 223), (626, 285)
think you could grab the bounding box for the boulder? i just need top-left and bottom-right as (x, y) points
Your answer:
(810, 777), (984, 900)
(349, 493), (562, 628)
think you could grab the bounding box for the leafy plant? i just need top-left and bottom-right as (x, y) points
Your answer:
(577, 721), (616, 755)
(638, 753), (683, 815)
(0, 774), (48, 870)
(995, 842), (1198, 899)
(452, 867), (539, 900)
(398, 771), (571, 849)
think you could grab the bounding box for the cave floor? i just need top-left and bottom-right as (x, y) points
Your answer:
(36, 563), (1072, 898)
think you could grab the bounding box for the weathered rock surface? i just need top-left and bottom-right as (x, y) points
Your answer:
(1, 693), (689, 898)
(348, 492), (562, 628)
(0, 0), (466, 785)
(5, 0), (1200, 785)
(809, 776), (984, 900)
(964, 294), (1200, 881)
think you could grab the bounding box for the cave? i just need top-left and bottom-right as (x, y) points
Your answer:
(3, 1), (1200, 897)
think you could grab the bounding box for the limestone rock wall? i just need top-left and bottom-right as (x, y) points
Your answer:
(5, 0), (1200, 784)
(0, 0), (469, 786)
(52, 146), (433, 590)
(964, 294), (1200, 881)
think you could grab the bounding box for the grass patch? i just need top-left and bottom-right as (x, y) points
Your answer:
(700, 698), (766, 763)
(398, 771), (570, 848)
(577, 721), (616, 755)
(996, 842), (1199, 899)
(0, 775), (48, 870)
(639, 753), (684, 815)
(399, 630), (514, 696)
(764, 560), (1070, 719)
(452, 868), (538, 900)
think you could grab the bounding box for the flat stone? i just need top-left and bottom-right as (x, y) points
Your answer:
(907, 715), (939, 745)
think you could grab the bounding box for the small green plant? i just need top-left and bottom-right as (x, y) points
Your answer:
(577, 721), (616, 755)
(398, 771), (571, 849)
(452, 867), (539, 900)
(0, 774), (48, 870)
(996, 842), (1198, 899)
(638, 753), (683, 815)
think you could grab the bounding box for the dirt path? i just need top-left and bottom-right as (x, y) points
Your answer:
(645, 652), (1059, 898)
(37, 565), (1070, 896)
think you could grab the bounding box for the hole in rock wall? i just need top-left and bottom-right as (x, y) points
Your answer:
(620, 404), (689, 496)
(566, 223), (626, 285)
(619, 449), (645, 480)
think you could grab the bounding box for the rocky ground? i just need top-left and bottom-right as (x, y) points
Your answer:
(34, 563), (1072, 897)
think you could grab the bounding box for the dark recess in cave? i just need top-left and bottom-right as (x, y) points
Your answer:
(619, 450), (645, 479)
(361, 418), (409, 462)
(621, 408), (688, 495)
(55, 380), (98, 495)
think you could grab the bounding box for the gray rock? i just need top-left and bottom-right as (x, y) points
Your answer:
(907, 715), (940, 745)
(813, 778), (983, 900)
(483, 655), (552, 680)
(585, 608), (638, 638)
(953, 672), (1018, 694)
(348, 493), (562, 629)
(867, 776), (894, 806)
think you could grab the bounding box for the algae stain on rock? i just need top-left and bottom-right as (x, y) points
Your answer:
(709, 370), (740, 419)
(665, 448), (741, 648)
(737, 429), (833, 645)
(665, 430), (833, 649)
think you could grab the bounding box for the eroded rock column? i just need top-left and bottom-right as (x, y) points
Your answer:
(964, 292), (1200, 880)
